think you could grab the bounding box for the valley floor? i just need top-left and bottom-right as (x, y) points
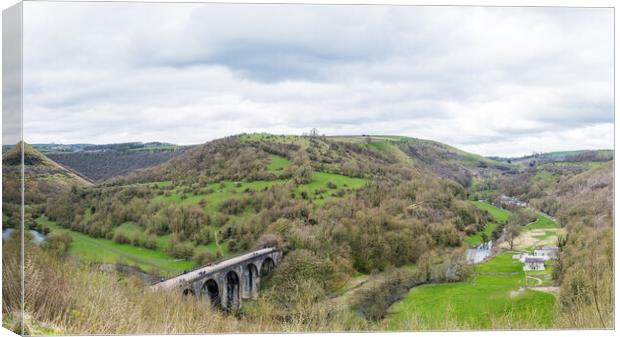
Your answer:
(385, 200), (562, 330)
(385, 253), (556, 330)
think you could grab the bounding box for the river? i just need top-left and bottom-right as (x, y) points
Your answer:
(2, 228), (45, 244)
(466, 240), (492, 264)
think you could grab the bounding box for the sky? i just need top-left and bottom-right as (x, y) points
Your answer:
(19, 2), (613, 157)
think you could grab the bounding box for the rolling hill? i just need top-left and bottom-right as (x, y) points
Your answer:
(42, 142), (191, 182)
(2, 142), (93, 204)
(329, 135), (517, 186)
(3, 133), (613, 332)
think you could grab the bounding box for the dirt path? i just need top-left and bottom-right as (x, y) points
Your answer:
(530, 286), (560, 298)
(526, 275), (543, 286)
(328, 275), (370, 307)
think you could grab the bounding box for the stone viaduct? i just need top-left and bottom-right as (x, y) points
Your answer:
(150, 247), (282, 310)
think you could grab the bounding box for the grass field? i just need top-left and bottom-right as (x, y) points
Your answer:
(386, 253), (556, 330)
(464, 222), (497, 246)
(465, 201), (512, 246)
(526, 216), (559, 230)
(37, 216), (200, 275)
(268, 155), (290, 173)
(153, 179), (286, 214)
(362, 140), (414, 164)
(472, 201), (511, 223)
(507, 215), (561, 252)
(294, 172), (366, 205)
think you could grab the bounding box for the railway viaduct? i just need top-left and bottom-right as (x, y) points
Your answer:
(150, 247), (282, 310)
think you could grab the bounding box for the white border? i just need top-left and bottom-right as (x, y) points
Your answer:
(0, 1), (617, 337)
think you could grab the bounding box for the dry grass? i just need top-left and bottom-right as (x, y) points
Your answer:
(3, 242), (246, 334)
(3, 241), (371, 334)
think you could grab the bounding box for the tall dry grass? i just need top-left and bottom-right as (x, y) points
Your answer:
(4, 242), (245, 334)
(3, 241), (371, 334)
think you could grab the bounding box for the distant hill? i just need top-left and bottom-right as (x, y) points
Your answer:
(551, 161), (613, 228)
(2, 142), (93, 204)
(490, 149), (613, 168)
(117, 133), (517, 189)
(329, 135), (517, 186)
(30, 142), (192, 182)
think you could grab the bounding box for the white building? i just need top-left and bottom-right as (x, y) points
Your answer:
(523, 257), (545, 271)
(512, 253), (527, 262)
(533, 246), (559, 260)
(500, 195), (527, 208)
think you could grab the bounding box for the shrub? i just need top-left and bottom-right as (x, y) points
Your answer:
(165, 234), (195, 260)
(268, 249), (341, 305)
(193, 251), (215, 265)
(131, 235), (145, 247)
(144, 234), (157, 249)
(353, 269), (421, 321)
(326, 181), (337, 189)
(113, 232), (131, 245)
(218, 198), (246, 215)
(42, 232), (72, 256)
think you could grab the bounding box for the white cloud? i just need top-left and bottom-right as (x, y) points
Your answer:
(21, 2), (613, 157)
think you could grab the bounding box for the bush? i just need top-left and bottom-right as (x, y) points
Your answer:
(42, 232), (73, 256)
(193, 251), (215, 265)
(144, 234), (157, 249)
(173, 242), (195, 260)
(268, 249), (341, 305)
(353, 269), (421, 321)
(218, 198), (247, 215)
(165, 235), (195, 260)
(131, 235), (145, 247)
(113, 232), (131, 245)
(326, 181), (337, 189)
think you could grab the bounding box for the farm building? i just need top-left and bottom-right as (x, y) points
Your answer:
(523, 257), (545, 271)
(500, 195), (527, 208)
(533, 246), (559, 260)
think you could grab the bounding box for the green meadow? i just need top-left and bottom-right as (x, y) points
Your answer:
(153, 179), (287, 214)
(268, 154), (290, 173)
(472, 200), (511, 222)
(294, 171), (366, 205)
(38, 216), (200, 275)
(526, 216), (559, 230)
(464, 222), (497, 246)
(386, 253), (556, 330)
(465, 201), (512, 246)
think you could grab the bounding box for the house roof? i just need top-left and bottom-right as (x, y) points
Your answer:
(525, 257), (545, 263)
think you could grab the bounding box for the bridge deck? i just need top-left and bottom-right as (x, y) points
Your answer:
(150, 247), (277, 290)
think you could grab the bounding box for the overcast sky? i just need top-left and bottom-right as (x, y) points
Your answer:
(21, 2), (613, 157)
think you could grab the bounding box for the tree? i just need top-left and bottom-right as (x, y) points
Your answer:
(480, 232), (489, 244)
(505, 223), (521, 250)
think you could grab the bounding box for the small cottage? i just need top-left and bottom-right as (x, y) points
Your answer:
(523, 257), (545, 271)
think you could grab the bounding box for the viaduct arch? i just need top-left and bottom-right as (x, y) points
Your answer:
(150, 247), (282, 310)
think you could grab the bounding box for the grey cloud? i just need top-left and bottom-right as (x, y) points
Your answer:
(19, 2), (614, 157)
